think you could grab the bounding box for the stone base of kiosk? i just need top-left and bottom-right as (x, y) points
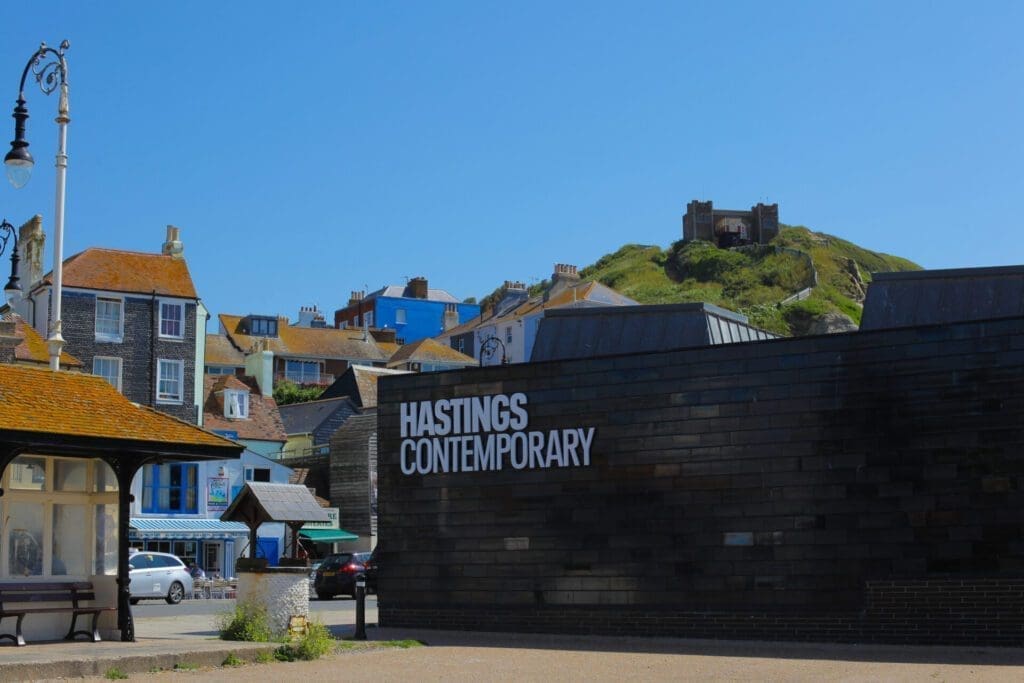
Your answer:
(235, 567), (309, 636)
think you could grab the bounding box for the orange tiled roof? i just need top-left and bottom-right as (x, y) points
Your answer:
(219, 314), (389, 362)
(6, 315), (82, 367)
(48, 248), (198, 298)
(202, 374), (287, 443)
(205, 334), (244, 367)
(387, 337), (476, 367)
(0, 364), (236, 448)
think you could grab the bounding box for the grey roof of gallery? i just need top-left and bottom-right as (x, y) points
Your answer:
(861, 265), (1024, 330)
(530, 303), (779, 362)
(219, 482), (330, 524)
(278, 396), (358, 436)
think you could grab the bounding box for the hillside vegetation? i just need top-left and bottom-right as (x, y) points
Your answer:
(484, 226), (921, 337)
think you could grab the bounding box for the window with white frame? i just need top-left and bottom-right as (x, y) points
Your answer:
(159, 301), (184, 339)
(285, 359), (320, 384)
(364, 311), (374, 328)
(1, 456), (119, 578)
(456, 337), (465, 353)
(92, 356), (122, 392)
(95, 297), (123, 341)
(223, 389), (249, 418)
(505, 326), (513, 344)
(395, 308), (407, 325)
(156, 359), (184, 403)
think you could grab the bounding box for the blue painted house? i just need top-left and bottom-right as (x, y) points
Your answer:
(333, 276), (479, 345)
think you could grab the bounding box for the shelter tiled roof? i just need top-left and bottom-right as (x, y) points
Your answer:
(220, 482), (331, 524)
(205, 334), (244, 367)
(0, 364), (236, 448)
(48, 248), (198, 298)
(219, 314), (389, 362)
(5, 315), (82, 367)
(202, 375), (287, 443)
(387, 337), (477, 367)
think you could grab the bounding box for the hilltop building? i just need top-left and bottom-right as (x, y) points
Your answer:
(682, 199), (780, 247)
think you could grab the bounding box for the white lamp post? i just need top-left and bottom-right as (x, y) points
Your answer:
(4, 40), (70, 371)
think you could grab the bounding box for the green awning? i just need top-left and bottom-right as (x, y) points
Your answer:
(299, 528), (358, 543)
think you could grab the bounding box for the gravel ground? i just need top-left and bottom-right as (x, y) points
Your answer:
(50, 633), (1024, 683)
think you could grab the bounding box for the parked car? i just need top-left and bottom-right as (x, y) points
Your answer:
(313, 552), (365, 600)
(359, 547), (378, 594)
(128, 551), (194, 605)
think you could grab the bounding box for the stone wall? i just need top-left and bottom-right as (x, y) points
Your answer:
(236, 568), (309, 636)
(376, 316), (1024, 644)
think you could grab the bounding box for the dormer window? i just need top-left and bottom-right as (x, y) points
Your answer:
(224, 389), (249, 419)
(247, 316), (278, 337)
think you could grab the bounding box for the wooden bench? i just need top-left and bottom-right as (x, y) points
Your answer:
(0, 581), (115, 646)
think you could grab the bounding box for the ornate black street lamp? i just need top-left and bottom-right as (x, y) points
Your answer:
(479, 335), (508, 367)
(0, 219), (21, 304)
(4, 40), (69, 370)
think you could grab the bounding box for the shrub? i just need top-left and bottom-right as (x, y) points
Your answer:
(274, 620), (335, 661)
(222, 653), (244, 667)
(104, 668), (128, 680)
(218, 602), (273, 642)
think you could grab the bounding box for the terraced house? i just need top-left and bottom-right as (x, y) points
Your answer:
(218, 309), (390, 387)
(10, 222), (204, 424)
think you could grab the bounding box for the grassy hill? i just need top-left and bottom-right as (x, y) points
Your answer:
(483, 226), (921, 337)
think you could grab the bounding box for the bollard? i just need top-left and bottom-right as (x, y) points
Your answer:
(354, 577), (367, 640)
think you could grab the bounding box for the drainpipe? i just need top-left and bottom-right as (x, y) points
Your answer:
(150, 290), (157, 406)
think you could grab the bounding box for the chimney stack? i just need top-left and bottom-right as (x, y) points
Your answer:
(18, 215), (44, 291)
(296, 305), (325, 328)
(348, 290), (364, 307)
(244, 337), (274, 397)
(442, 302), (460, 331)
(546, 263), (581, 300)
(408, 276), (428, 299)
(162, 225), (184, 259)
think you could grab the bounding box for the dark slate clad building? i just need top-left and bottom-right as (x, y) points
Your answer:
(861, 264), (1024, 330)
(376, 266), (1024, 645)
(530, 303), (778, 362)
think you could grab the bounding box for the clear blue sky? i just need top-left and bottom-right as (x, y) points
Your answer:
(2, 2), (1022, 324)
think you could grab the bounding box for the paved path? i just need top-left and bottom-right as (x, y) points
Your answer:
(7, 604), (1024, 682)
(38, 630), (1024, 682)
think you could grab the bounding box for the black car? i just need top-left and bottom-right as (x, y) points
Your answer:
(359, 547), (378, 594)
(313, 553), (365, 600)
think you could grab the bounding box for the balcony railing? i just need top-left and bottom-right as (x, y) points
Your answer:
(274, 372), (335, 387)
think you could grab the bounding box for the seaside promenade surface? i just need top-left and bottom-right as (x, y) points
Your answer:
(3, 604), (1024, 681)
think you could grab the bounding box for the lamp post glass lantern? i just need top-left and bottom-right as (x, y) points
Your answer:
(5, 40), (70, 370)
(0, 219), (21, 304)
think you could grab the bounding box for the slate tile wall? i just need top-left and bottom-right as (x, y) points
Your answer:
(376, 316), (1024, 644)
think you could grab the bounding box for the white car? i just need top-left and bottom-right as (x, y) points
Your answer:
(128, 551), (194, 605)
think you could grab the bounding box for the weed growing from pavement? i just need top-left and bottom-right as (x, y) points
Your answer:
(218, 601), (273, 642)
(223, 652), (245, 666)
(337, 639), (424, 651)
(104, 668), (128, 680)
(174, 662), (199, 671)
(274, 620), (334, 661)
(255, 650), (274, 664)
